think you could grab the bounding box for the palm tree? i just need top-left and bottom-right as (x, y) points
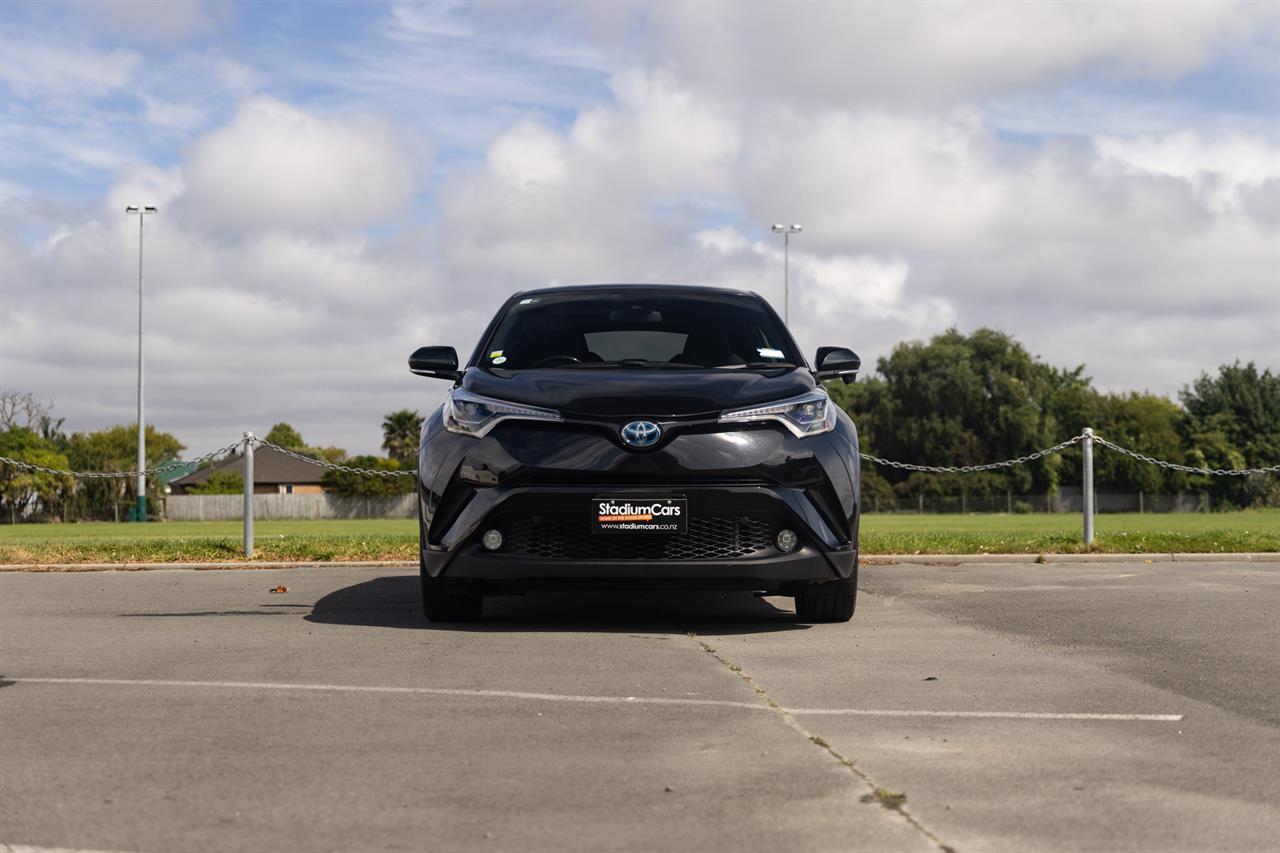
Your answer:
(382, 409), (424, 464)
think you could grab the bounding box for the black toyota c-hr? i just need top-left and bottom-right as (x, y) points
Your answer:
(408, 284), (862, 623)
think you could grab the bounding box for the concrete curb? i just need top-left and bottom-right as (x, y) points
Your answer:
(862, 552), (1280, 565)
(2, 553), (1277, 572)
(0, 560), (418, 572)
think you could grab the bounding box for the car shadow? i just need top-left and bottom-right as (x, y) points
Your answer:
(118, 610), (295, 617)
(304, 575), (807, 636)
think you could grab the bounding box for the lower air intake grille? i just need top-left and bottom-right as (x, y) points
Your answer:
(498, 514), (777, 561)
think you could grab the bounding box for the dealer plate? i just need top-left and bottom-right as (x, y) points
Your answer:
(592, 496), (687, 534)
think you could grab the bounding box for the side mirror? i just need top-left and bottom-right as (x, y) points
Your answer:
(408, 346), (460, 381)
(815, 347), (860, 384)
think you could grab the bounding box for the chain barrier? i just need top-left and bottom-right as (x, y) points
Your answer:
(0, 438), (413, 480)
(859, 434), (1086, 473)
(1, 431), (1276, 480)
(0, 441), (242, 480)
(1091, 435), (1280, 477)
(860, 432), (1279, 477)
(251, 438), (416, 478)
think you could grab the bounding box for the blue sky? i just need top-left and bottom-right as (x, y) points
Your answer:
(1, 0), (1277, 455)
(3, 1), (612, 209)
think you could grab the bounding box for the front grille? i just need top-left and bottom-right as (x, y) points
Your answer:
(496, 513), (778, 561)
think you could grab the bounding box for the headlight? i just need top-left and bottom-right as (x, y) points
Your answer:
(442, 389), (562, 438)
(718, 391), (836, 437)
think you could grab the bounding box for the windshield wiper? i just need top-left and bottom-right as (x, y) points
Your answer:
(719, 362), (796, 370)
(568, 359), (703, 369)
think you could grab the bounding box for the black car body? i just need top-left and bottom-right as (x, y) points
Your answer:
(410, 285), (862, 622)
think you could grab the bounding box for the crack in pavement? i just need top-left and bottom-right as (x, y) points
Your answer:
(687, 631), (959, 853)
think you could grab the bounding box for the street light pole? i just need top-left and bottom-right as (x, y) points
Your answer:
(770, 224), (802, 324)
(125, 205), (157, 522)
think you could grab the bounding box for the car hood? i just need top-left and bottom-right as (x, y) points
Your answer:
(463, 367), (817, 419)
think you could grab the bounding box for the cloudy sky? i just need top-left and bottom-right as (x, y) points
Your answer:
(2, 0), (1277, 457)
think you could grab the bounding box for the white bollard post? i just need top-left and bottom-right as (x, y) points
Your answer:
(243, 432), (255, 558)
(1082, 427), (1094, 546)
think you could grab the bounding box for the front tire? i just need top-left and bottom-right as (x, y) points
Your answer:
(794, 570), (857, 623)
(419, 500), (483, 622)
(420, 572), (483, 622)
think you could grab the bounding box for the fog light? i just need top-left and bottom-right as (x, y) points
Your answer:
(775, 529), (799, 553)
(481, 528), (504, 551)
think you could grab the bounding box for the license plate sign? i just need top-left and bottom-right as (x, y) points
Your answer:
(593, 497), (687, 534)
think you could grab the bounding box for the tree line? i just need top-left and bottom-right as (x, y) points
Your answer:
(827, 328), (1279, 510)
(0, 396), (189, 522)
(0, 399), (425, 521)
(2, 327), (1276, 521)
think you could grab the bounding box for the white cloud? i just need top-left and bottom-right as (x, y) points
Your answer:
(182, 97), (423, 233)
(170, 52), (262, 95)
(385, 2), (475, 41)
(725, 106), (1278, 330)
(487, 122), (568, 187)
(694, 226), (749, 256)
(739, 107), (1008, 253)
(570, 69), (740, 196)
(687, 229), (954, 366)
(1, 193), (448, 457)
(570, 0), (1271, 105)
(0, 179), (29, 204)
(172, 73), (1272, 449)
(434, 69), (740, 295)
(107, 164), (186, 214)
(142, 95), (210, 132)
(0, 121), (138, 176)
(3, 2), (1277, 457)
(1094, 131), (1280, 212)
(0, 96), (445, 455)
(0, 37), (140, 97)
(73, 0), (217, 43)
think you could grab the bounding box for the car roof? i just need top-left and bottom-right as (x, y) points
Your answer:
(512, 283), (758, 300)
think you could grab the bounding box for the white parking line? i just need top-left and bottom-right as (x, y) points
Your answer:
(788, 708), (1184, 721)
(10, 677), (763, 711)
(1, 845), (132, 853)
(7, 677), (1184, 721)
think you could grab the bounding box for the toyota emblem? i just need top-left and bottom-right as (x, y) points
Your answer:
(620, 420), (662, 448)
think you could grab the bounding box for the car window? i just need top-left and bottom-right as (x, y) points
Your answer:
(482, 291), (797, 370)
(583, 331), (687, 362)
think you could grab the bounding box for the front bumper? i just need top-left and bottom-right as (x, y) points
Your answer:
(426, 544), (849, 588)
(417, 416), (860, 589)
(421, 482), (856, 587)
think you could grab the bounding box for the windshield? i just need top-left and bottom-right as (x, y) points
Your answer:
(480, 290), (800, 370)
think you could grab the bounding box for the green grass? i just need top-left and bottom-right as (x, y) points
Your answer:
(859, 510), (1280, 556)
(861, 788), (909, 811)
(0, 519), (418, 564)
(0, 519), (416, 541)
(0, 511), (1276, 564)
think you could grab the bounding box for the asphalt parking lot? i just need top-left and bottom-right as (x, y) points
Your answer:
(2, 560), (1277, 853)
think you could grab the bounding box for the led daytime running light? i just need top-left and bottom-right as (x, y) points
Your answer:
(443, 389), (562, 438)
(718, 391), (836, 437)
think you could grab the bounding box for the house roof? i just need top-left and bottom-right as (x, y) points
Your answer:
(169, 445), (327, 487)
(154, 458), (198, 485)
